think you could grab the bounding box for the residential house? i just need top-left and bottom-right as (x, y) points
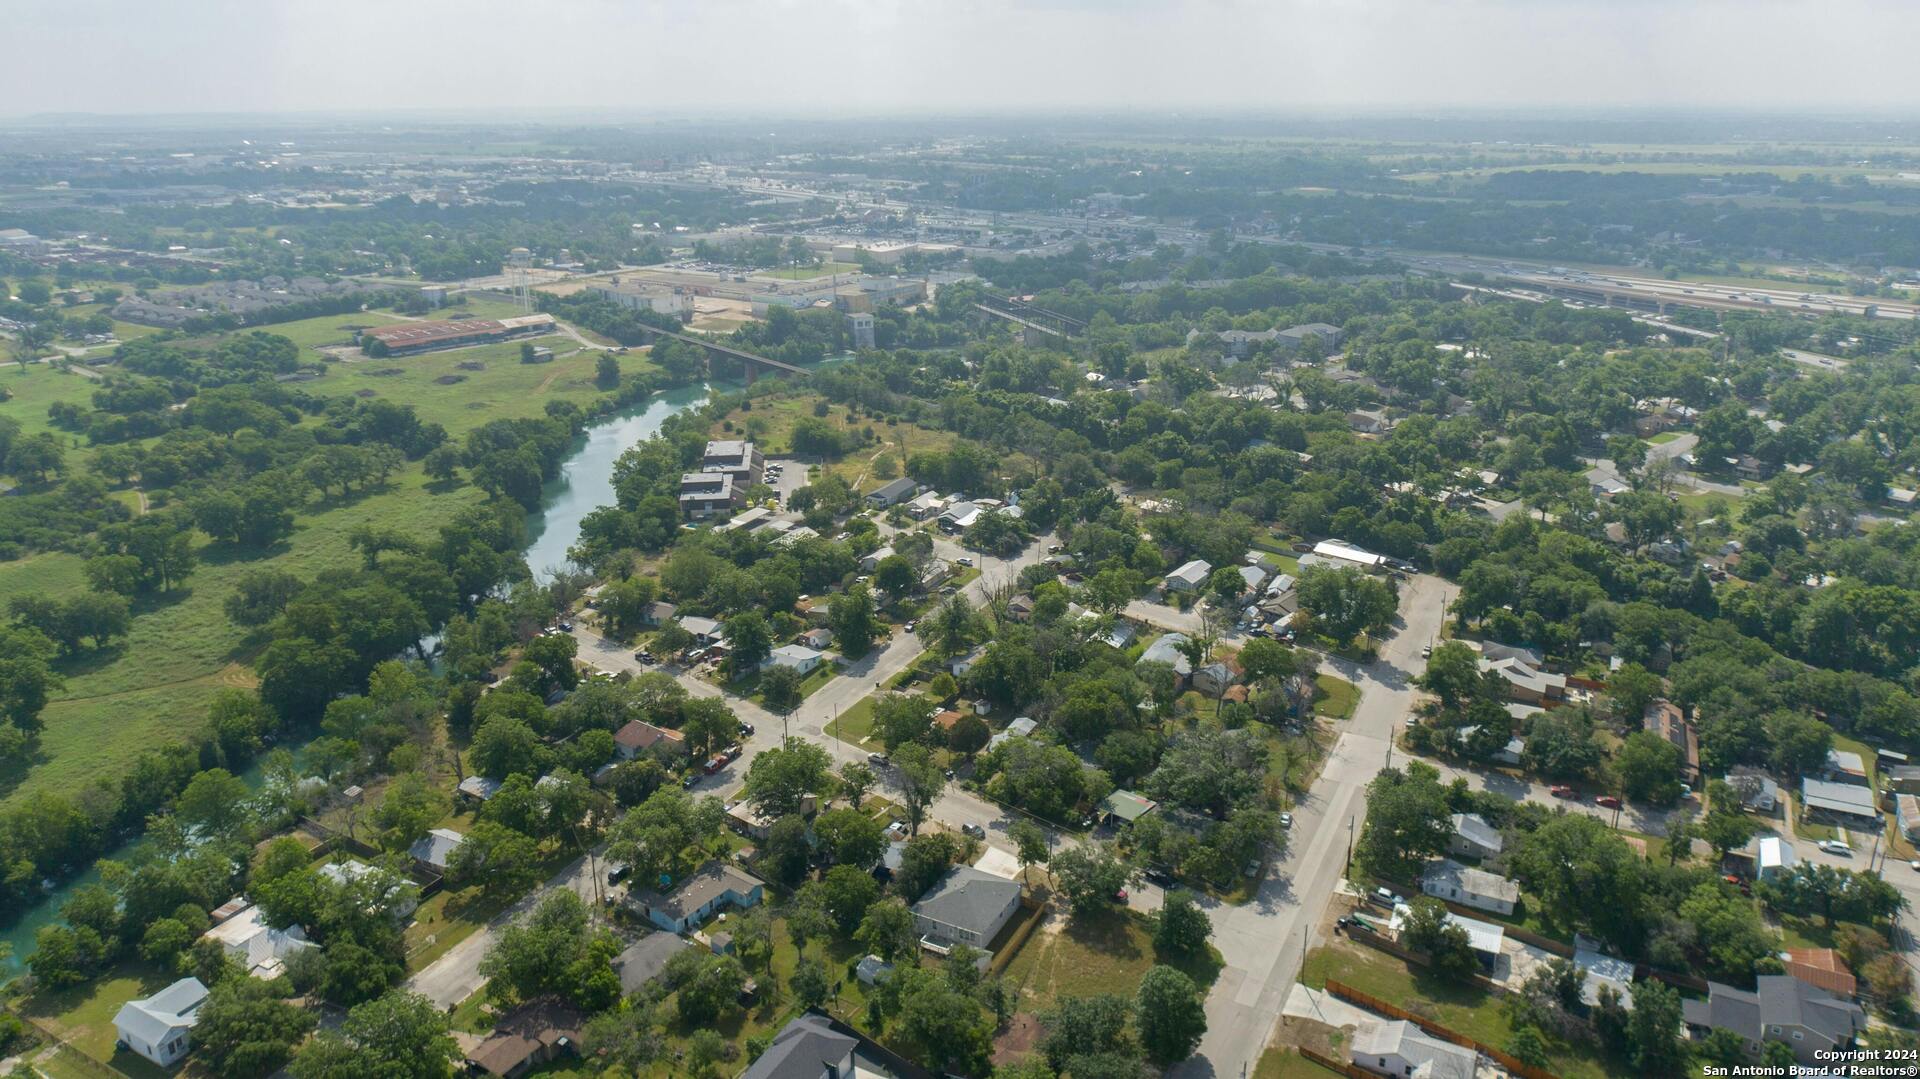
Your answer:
(1729, 767), (1781, 815)
(1734, 454), (1774, 481)
(911, 865), (1022, 950)
(932, 710), (965, 734)
(1390, 904), (1505, 971)
(1277, 322), (1345, 353)
(1164, 559), (1212, 593)
(762, 644), (824, 675)
(679, 616), (724, 645)
(1884, 764), (1920, 795)
(1347, 1019), (1477, 1079)
(1448, 813), (1504, 860)
(1235, 564), (1268, 595)
(866, 478), (917, 508)
(741, 1009), (934, 1079)
(1800, 778), (1881, 829)
(318, 859), (418, 919)
(948, 645), (986, 678)
(1480, 654), (1567, 706)
(458, 775), (503, 802)
(467, 997), (584, 1078)
(1420, 858), (1520, 916)
(1824, 749), (1869, 786)
(203, 904), (314, 979)
(614, 719), (686, 761)
(1899, 793), (1920, 842)
(1757, 836), (1799, 882)
(637, 600), (677, 627)
(1100, 790), (1159, 827)
(1192, 662), (1236, 697)
(614, 933), (693, 997)
(939, 501), (983, 533)
(1642, 699), (1700, 783)
(1345, 409), (1393, 436)
(859, 545), (895, 573)
(409, 827), (465, 871)
(114, 977), (208, 1068)
(628, 861), (764, 934)
(1572, 946), (1637, 1009)
(1682, 975), (1865, 1065)
(798, 627), (833, 650)
(905, 491), (947, 519)
(1784, 948), (1858, 999)
(1137, 633), (1194, 685)
(1005, 594), (1036, 622)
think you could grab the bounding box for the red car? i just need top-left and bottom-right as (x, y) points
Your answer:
(1595, 795), (1622, 809)
(1549, 785), (1577, 799)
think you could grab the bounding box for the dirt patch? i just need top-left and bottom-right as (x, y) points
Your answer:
(368, 367), (405, 376)
(456, 361), (486, 371)
(355, 389), (377, 398)
(991, 1012), (1043, 1070)
(434, 374), (467, 385)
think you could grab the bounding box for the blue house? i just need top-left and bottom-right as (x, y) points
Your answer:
(628, 861), (764, 934)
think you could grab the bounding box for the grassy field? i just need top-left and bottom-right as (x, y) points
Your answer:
(824, 696), (878, 747)
(0, 338), (649, 805)
(1313, 675), (1360, 720)
(1000, 908), (1222, 1012)
(20, 958), (180, 1078)
(1254, 1048), (1345, 1079)
(711, 395), (963, 495)
(0, 365), (104, 442)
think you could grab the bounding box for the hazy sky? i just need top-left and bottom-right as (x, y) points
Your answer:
(8, 0), (1920, 118)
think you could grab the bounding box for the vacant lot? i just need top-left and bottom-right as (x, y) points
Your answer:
(1001, 908), (1222, 1011)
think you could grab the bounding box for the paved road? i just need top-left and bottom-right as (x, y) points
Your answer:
(405, 847), (608, 1008)
(1173, 572), (1455, 1077)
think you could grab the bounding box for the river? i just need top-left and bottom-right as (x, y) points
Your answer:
(0, 380), (720, 977)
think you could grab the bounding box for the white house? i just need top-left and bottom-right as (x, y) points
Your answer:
(1447, 813), (1504, 860)
(949, 645), (987, 678)
(1757, 836), (1798, 882)
(1420, 858), (1519, 916)
(114, 977), (208, 1067)
(1164, 559), (1212, 593)
(203, 904), (314, 979)
(1348, 1019), (1477, 1079)
(762, 644), (824, 676)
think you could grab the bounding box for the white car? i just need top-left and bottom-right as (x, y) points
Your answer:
(1818, 839), (1853, 857)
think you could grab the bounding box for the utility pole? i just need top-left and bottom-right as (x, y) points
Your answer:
(1345, 814), (1355, 870)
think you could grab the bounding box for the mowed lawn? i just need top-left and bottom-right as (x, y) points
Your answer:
(1001, 908), (1222, 1011)
(0, 339), (649, 805)
(0, 365), (103, 441)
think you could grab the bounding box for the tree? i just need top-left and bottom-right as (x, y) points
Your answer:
(480, 891), (622, 1011)
(1400, 897), (1477, 981)
(1294, 565), (1397, 646)
(1696, 780), (1757, 860)
(894, 832), (963, 900)
(470, 714), (544, 778)
(671, 952), (747, 1024)
(1509, 814), (1646, 948)
(373, 771), (450, 852)
(724, 611), (772, 677)
(1627, 978), (1686, 1075)
(290, 991), (458, 1079)
(893, 742), (948, 835)
(743, 738), (832, 818)
(1765, 710), (1834, 780)
(1051, 843), (1131, 916)
(194, 977), (317, 1079)
(582, 1005), (663, 1074)
(760, 664), (804, 719)
(1353, 763), (1453, 881)
(933, 595), (976, 658)
(763, 815), (813, 886)
(1151, 890), (1212, 957)
(814, 807), (885, 868)
(790, 958), (831, 1008)
(821, 864), (880, 936)
(1041, 994), (1139, 1074)
(838, 761), (875, 808)
(1616, 730), (1684, 806)
(1135, 965), (1207, 1065)
(874, 555), (916, 596)
(1010, 820), (1050, 883)
(1606, 663), (1662, 721)
(829, 585), (879, 657)
(856, 898), (918, 962)
(174, 768), (253, 837)
(1417, 641), (1484, 711)
(1235, 637), (1299, 687)
(445, 822), (540, 897)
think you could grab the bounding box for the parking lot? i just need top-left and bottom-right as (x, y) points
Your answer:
(764, 457), (812, 505)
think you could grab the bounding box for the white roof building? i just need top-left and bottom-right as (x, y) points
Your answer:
(114, 977), (208, 1067)
(1165, 559), (1212, 592)
(203, 904), (314, 979)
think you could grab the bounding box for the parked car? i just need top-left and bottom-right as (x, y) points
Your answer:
(1369, 887), (1398, 907)
(1420, 644), (1431, 658)
(1279, 813), (1293, 830)
(904, 621), (917, 634)
(1818, 839), (1853, 856)
(738, 722), (755, 736)
(633, 650), (653, 663)
(961, 823), (986, 839)
(1113, 888), (1129, 903)
(608, 864), (632, 885)
(1144, 868), (1176, 887)
(1047, 544), (1064, 553)
(1550, 785), (1577, 799)
(1595, 795), (1622, 809)
(868, 752), (889, 766)
(956, 556), (974, 567)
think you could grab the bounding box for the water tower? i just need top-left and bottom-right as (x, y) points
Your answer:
(507, 247), (533, 312)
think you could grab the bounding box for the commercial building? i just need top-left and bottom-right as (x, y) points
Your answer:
(848, 310), (876, 349)
(700, 440), (764, 486)
(359, 313), (555, 356)
(678, 472), (744, 518)
(586, 279), (694, 319)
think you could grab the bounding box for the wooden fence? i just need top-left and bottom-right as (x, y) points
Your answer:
(1298, 1046), (1373, 1078)
(13, 1013), (128, 1079)
(1324, 978), (1560, 1079)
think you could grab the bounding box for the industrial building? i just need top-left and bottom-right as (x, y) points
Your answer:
(359, 313), (555, 356)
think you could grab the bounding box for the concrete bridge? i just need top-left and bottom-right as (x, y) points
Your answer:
(632, 323), (808, 382)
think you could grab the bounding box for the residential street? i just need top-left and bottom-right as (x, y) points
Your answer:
(1172, 572), (1455, 1078)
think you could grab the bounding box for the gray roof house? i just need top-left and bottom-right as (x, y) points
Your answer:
(1682, 975), (1865, 1065)
(629, 861), (764, 935)
(866, 478), (917, 508)
(1347, 1018), (1476, 1079)
(1447, 813), (1504, 860)
(911, 865), (1022, 950)
(742, 1010), (932, 1079)
(1420, 858), (1519, 916)
(114, 977), (208, 1067)
(1164, 559), (1212, 593)
(1138, 633), (1194, 678)
(409, 827), (465, 870)
(1800, 777), (1881, 828)
(614, 933), (693, 996)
